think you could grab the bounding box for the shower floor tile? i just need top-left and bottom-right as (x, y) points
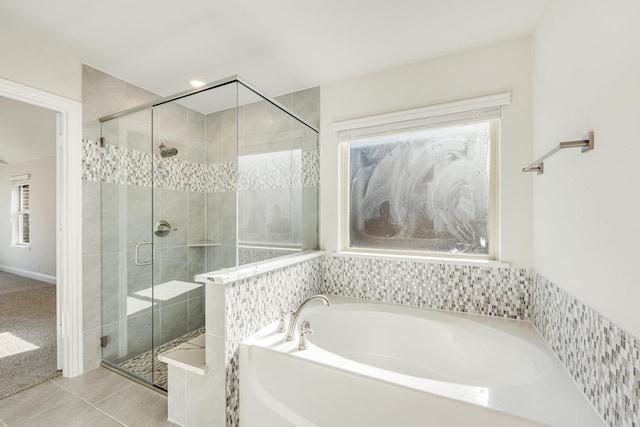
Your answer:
(119, 327), (205, 390)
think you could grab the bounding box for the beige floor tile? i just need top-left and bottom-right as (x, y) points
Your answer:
(0, 382), (73, 426)
(95, 383), (177, 427)
(18, 397), (123, 427)
(53, 367), (132, 404)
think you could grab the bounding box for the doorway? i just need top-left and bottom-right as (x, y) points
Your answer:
(0, 95), (59, 397)
(0, 77), (83, 379)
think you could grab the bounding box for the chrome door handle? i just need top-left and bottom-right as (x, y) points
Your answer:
(134, 241), (155, 266)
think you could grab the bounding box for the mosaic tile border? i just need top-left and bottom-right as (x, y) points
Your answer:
(531, 271), (640, 427)
(223, 257), (323, 426)
(322, 255), (530, 320)
(237, 151), (301, 191)
(82, 139), (102, 182)
(82, 140), (318, 192)
(302, 151), (320, 188)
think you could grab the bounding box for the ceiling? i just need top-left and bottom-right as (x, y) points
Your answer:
(0, 0), (547, 98)
(0, 97), (57, 166)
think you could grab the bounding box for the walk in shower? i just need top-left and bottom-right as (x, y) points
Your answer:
(97, 77), (319, 390)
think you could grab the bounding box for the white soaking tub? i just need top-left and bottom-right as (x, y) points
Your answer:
(240, 297), (605, 427)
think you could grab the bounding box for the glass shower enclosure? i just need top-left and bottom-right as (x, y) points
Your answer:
(98, 77), (319, 390)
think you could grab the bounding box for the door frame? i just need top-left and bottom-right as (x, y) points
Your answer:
(0, 77), (84, 377)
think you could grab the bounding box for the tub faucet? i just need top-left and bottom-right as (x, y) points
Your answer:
(298, 321), (313, 351)
(285, 295), (330, 342)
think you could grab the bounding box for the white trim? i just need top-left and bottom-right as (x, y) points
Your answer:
(0, 77), (84, 377)
(10, 174), (31, 184)
(0, 264), (57, 284)
(195, 250), (324, 285)
(8, 244), (31, 251)
(333, 92), (511, 134)
(328, 251), (510, 269)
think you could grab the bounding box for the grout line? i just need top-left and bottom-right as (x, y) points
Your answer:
(92, 383), (133, 405)
(55, 380), (133, 407)
(13, 382), (76, 426)
(86, 400), (129, 427)
(51, 378), (132, 426)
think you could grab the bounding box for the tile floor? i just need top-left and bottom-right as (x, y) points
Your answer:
(0, 367), (179, 427)
(119, 328), (205, 390)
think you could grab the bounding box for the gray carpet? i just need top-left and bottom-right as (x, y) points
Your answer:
(0, 272), (60, 400)
(0, 271), (53, 295)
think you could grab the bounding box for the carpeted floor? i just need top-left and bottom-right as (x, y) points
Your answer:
(0, 271), (60, 400)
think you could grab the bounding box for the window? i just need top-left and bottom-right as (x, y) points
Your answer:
(11, 174), (31, 247)
(335, 93), (510, 259)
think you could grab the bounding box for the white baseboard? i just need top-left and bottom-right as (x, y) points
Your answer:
(0, 264), (57, 285)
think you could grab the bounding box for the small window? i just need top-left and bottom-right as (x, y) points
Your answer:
(335, 93), (509, 260)
(11, 174), (31, 247)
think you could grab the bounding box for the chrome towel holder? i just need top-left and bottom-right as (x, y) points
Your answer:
(523, 131), (594, 174)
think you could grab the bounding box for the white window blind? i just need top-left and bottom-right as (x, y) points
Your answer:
(10, 174), (30, 187)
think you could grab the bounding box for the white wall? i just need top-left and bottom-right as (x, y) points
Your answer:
(532, 0), (640, 338)
(0, 156), (57, 278)
(0, 29), (82, 101)
(320, 37), (533, 267)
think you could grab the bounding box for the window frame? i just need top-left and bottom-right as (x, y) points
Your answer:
(10, 174), (31, 249)
(335, 93), (509, 261)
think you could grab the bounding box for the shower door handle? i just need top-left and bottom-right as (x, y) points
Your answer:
(134, 241), (155, 266)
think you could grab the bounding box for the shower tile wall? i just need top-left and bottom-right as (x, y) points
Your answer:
(234, 99), (319, 268)
(204, 107), (238, 271)
(203, 87), (320, 266)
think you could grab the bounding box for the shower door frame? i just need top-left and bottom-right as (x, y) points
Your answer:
(100, 75), (319, 134)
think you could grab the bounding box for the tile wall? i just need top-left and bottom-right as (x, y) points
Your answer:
(235, 86), (320, 255)
(211, 255), (323, 427)
(323, 254), (530, 319)
(531, 271), (640, 427)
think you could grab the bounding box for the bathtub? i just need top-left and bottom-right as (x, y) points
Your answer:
(240, 297), (605, 427)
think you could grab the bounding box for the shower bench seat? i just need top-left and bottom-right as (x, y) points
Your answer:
(158, 333), (207, 375)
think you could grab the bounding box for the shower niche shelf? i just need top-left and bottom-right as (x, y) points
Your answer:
(188, 240), (221, 248)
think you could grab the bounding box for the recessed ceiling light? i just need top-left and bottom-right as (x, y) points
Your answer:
(189, 79), (206, 88)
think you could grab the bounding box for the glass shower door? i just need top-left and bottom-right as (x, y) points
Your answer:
(100, 109), (159, 386)
(148, 100), (208, 388)
(99, 87), (226, 390)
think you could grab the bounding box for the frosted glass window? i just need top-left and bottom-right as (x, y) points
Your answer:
(348, 120), (495, 256)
